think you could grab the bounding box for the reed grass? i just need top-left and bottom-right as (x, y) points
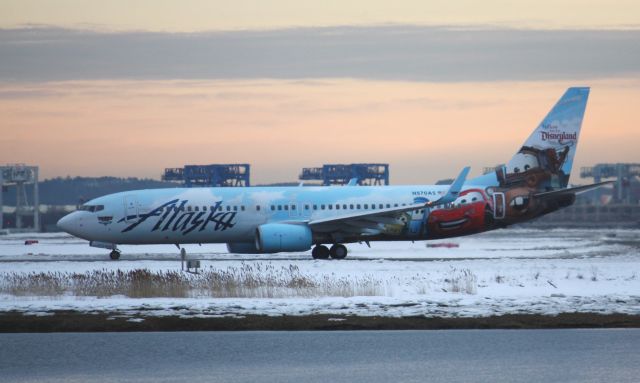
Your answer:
(0, 263), (385, 298)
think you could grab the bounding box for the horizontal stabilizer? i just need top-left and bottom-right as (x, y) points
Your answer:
(533, 181), (613, 199)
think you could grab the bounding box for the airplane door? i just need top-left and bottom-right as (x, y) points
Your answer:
(493, 192), (505, 219)
(409, 208), (425, 236)
(124, 195), (138, 222)
(409, 197), (429, 237)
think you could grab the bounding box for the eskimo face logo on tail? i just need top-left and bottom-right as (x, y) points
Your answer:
(119, 199), (236, 235)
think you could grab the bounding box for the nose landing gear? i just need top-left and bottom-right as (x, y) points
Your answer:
(109, 250), (121, 260)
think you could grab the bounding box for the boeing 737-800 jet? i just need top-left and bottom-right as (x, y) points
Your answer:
(58, 87), (609, 260)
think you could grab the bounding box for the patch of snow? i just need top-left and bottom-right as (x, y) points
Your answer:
(0, 228), (638, 318)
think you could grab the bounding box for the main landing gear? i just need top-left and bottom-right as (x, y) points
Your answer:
(109, 249), (121, 260)
(312, 244), (348, 260)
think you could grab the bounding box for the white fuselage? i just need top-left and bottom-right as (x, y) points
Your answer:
(58, 184), (457, 245)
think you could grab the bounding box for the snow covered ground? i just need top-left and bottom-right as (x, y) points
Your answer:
(0, 228), (639, 318)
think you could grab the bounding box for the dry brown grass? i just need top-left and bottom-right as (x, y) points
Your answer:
(445, 268), (478, 294)
(0, 263), (385, 298)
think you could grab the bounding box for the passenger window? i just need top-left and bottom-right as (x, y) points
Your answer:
(187, 206), (192, 212)
(194, 206), (199, 212)
(379, 204), (383, 209)
(336, 204), (340, 210)
(284, 205), (289, 211)
(343, 204), (347, 210)
(364, 204), (368, 209)
(328, 204), (333, 210)
(305, 205), (310, 210)
(357, 204), (361, 209)
(321, 205), (326, 210)
(278, 205), (282, 211)
(271, 205), (275, 211)
(349, 204), (354, 209)
(241, 206), (245, 211)
(386, 204), (390, 208)
(394, 204), (398, 207)
(226, 206), (231, 211)
(371, 204), (375, 209)
(256, 205), (261, 211)
(233, 206), (238, 211)
(313, 205), (318, 210)
(291, 205), (296, 210)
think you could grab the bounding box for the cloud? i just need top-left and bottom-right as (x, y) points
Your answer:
(0, 26), (639, 82)
(0, 88), (64, 99)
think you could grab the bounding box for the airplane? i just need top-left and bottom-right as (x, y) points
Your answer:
(57, 87), (610, 260)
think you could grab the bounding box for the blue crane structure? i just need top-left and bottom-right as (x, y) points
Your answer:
(163, 164), (250, 187)
(300, 163), (389, 186)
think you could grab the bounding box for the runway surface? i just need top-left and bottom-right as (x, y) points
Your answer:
(2, 329), (639, 383)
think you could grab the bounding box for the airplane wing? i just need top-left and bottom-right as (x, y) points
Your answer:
(307, 167), (470, 236)
(533, 181), (613, 199)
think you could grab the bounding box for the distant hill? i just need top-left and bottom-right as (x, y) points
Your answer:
(2, 177), (178, 206)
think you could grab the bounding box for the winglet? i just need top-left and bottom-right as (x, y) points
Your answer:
(347, 178), (359, 186)
(427, 166), (470, 207)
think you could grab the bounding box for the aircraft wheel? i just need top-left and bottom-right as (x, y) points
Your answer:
(109, 250), (121, 260)
(312, 245), (330, 260)
(329, 244), (348, 259)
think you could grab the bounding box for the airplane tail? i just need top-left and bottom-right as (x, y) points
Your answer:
(495, 87), (590, 191)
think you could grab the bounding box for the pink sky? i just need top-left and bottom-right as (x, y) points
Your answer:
(1, 78), (638, 184)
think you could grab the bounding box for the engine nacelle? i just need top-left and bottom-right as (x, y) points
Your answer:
(226, 242), (263, 254)
(255, 223), (313, 253)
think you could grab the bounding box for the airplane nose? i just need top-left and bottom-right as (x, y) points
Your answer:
(57, 213), (74, 233)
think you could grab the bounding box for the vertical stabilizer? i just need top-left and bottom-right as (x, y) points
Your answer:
(501, 87), (590, 190)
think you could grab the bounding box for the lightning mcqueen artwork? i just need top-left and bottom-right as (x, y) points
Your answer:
(427, 188), (493, 238)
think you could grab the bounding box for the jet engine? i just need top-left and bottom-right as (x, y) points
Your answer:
(255, 223), (313, 253)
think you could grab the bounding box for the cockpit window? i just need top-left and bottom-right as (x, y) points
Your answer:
(78, 204), (104, 212)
